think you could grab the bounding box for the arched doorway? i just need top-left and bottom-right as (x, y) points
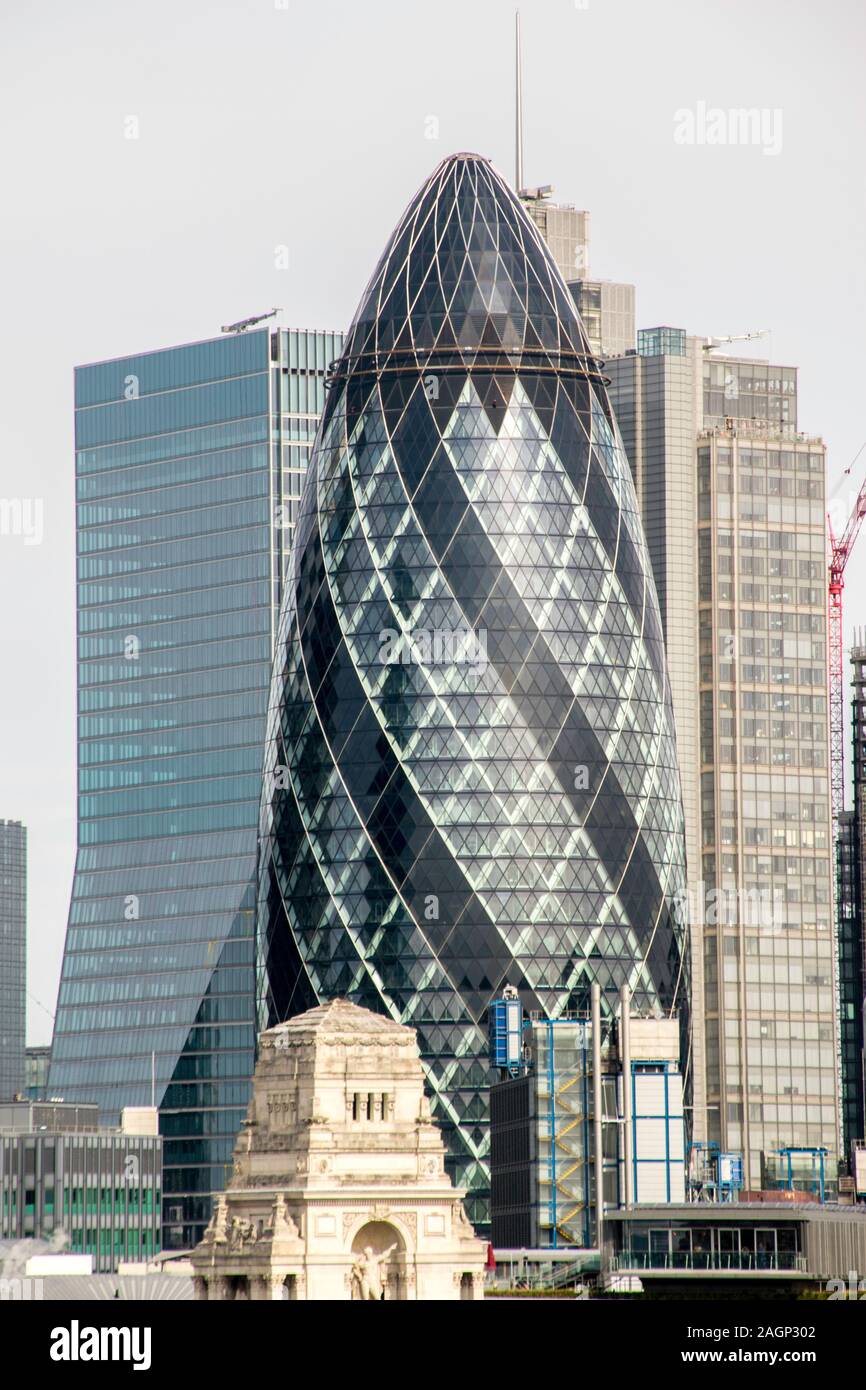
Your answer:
(350, 1221), (405, 1301)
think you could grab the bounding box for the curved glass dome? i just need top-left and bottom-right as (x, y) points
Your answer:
(257, 154), (688, 1222)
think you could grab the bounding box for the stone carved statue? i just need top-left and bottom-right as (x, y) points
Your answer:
(452, 1202), (473, 1236)
(267, 1193), (299, 1240)
(351, 1244), (397, 1301)
(203, 1196), (229, 1244)
(229, 1217), (258, 1250)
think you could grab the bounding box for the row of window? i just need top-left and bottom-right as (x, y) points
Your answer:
(80, 636), (271, 686)
(716, 528), (824, 552)
(69, 883), (256, 928)
(79, 691), (266, 737)
(52, 1022), (255, 1064)
(713, 501), (825, 526)
(78, 662), (269, 709)
(79, 772), (261, 820)
(54, 995), (253, 1032)
(74, 828), (255, 871)
(77, 441), (269, 502)
(72, 852), (253, 896)
(79, 584), (271, 637)
(78, 800), (257, 845)
(82, 614), (271, 661)
(78, 422), (271, 494)
(59, 965), (252, 1008)
(76, 377), (268, 450)
(78, 498), (271, 553)
(78, 523), (270, 579)
(75, 333), (268, 409)
(77, 466), (270, 525)
(65, 919), (254, 956)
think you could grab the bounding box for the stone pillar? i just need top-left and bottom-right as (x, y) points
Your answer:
(192, 1276), (208, 1301)
(209, 1275), (231, 1301)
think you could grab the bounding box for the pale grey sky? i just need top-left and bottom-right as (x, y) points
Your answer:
(1, 0), (864, 1044)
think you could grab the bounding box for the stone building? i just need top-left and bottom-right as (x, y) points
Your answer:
(190, 1001), (486, 1300)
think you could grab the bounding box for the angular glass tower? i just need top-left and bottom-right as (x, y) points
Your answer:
(50, 327), (342, 1248)
(258, 155), (688, 1223)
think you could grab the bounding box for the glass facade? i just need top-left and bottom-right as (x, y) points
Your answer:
(258, 154), (688, 1227)
(637, 327), (687, 358)
(49, 326), (342, 1249)
(24, 1046), (51, 1101)
(697, 433), (837, 1178)
(610, 1215), (802, 1274)
(838, 643), (866, 1154)
(0, 820), (26, 1101)
(703, 358), (797, 428)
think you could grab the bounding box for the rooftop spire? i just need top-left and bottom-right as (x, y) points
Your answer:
(515, 11), (524, 193)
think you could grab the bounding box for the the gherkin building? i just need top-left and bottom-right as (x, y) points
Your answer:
(257, 153), (688, 1223)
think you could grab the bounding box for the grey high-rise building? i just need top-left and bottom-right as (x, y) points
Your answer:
(520, 191), (590, 284)
(606, 332), (839, 1185)
(0, 820), (26, 1101)
(0, 1100), (162, 1272)
(519, 188), (636, 360)
(568, 279), (636, 361)
(49, 325), (342, 1249)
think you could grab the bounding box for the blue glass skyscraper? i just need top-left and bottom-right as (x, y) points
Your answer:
(50, 326), (342, 1247)
(258, 155), (689, 1225)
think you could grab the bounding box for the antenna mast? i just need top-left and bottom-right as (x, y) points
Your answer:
(515, 11), (524, 193)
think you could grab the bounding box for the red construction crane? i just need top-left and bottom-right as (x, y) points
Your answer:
(828, 478), (866, 828)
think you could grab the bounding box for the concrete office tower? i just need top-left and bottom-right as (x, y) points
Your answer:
(49, 326), (342, 1250)
(606, 331), (839, 1185)
(604, 332), (706, 1138)
(522, 190), (636, 359)
(521, 192), (590, 283)
(0, 820), (26, 1101)
(0, 1099), (162, 1273)
(568, 278), (637, 361)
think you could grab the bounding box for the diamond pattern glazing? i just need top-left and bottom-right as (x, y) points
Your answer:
(257, 155), (688, 1224)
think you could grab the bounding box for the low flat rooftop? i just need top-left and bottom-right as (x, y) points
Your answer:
(605, 1203), (866, 1225)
